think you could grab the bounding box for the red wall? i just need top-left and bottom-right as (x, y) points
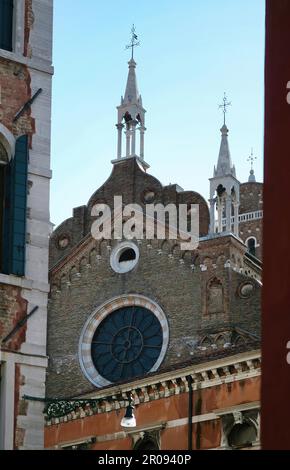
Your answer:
(45, 376), (260, 450)
(263, 0), (290, 449)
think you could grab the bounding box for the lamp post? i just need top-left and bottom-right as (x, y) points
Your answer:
(121, 395), (136, 428)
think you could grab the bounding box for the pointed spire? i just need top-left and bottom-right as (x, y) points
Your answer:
(214, 124), (236, 177)
(209, 94), (240, 237)
(123, 58), (140, 104)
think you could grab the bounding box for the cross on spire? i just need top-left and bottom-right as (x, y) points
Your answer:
(219, 92), (231, 125)
(247, 148), (257, 171)
(125, 24), (140, 60)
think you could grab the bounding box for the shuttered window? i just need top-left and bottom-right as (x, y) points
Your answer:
(0, 0), (14, 52)
(0, 165), (5, 271)
(2, 135), (28, 276)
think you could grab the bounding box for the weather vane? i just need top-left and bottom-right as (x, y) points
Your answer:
(247, 148), (257, 171)
(125, 24), (140, 60)
(219, 92), (231, 125)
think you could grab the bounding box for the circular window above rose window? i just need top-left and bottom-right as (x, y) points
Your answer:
(79, 295), (169, 388)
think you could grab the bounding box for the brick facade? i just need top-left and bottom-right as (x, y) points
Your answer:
(239, 182), (263, 260)
(47, 158), (261, 401)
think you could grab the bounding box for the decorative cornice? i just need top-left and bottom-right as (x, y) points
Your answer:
(44, 350), (261, 425)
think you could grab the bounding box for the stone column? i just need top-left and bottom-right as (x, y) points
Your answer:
(233, 202), (240, 236)
(225, 195), (232, 232)
(140, 126), (146, 160)
(116, 123), (124, 159)
(131, 120), (137, 156)
(125, 123), (131, 157)
(217, 199), (223, 233)
(209, 198), (216, 233)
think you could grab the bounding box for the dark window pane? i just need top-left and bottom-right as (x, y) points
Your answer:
(0, 0), (14, 52)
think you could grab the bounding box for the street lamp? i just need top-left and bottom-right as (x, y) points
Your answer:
(121, 395), (136, 428)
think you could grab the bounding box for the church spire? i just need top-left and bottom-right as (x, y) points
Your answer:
(123, 58), (140, 105)
(209, 94), (240, 237)
(214, 93), (235, 177)
(123, 25), (141, 105)
(113, 26), (148, 169)
(214, 124), (236, 177)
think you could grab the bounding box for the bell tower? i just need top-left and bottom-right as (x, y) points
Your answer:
(209, 94), (240, 236)
(113, 25), (149, 170)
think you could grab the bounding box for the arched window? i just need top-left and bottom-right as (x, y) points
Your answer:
(134, 433), (159, 451)
(0, 0), (14, 51)
(228, 423), (257, 449)
(247, 237), (256, 256)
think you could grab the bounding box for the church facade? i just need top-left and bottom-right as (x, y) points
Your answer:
(44, 45), (262, 450)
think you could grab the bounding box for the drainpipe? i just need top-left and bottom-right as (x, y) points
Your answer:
(187, 375), (193, 451)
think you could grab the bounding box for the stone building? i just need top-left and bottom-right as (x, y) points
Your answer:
(0, 0), (53, 450)
(45, 45), (262, 450)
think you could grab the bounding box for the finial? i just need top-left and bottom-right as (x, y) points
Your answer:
(247, 148), (257, 171)
(125, 24), (140, 60)
(247, 148), (257, 182)
(219, 92), (231, 125)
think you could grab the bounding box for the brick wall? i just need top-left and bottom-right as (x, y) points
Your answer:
(0, 284), (27, 350)
(239, 182), (263, 259)
(47, 162), (261, 398)
(0, 58), (34, 137)
(49, 159), (210, 269)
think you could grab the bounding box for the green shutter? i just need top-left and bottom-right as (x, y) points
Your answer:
(2, 135), (29, 276)
(1, 159), (11, 274)
(0, 0), (14, 51)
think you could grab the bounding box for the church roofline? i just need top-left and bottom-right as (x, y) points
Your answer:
(111, 155), (150, 170)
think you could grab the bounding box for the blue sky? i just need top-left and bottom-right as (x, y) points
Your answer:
(51, 0), (265, 227)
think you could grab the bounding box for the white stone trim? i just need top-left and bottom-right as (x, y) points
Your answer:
(245, 236), (260, 248)
(0, 359), (15, 449)
(0, 350), (48, 367)
(28, 164), (53, 179)
(239, 210), (263, 223)
(13, 0), (25, 56)
(79, 294), (169, 388)
(0, 0), (24, 57)
(110, 241), (140, 274)
(0, 123), (15, 161)
(217, 210), (263, 230)
(167, 413), (218, 428)
(0, 273), (50, 293)
(0, 351), (48, 449)
(214, 401), (260, 416)
(0, 47), (54, 74)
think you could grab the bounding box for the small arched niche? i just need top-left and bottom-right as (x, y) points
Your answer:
(207, 277), (224, 315)
(228, 422), (257, 449)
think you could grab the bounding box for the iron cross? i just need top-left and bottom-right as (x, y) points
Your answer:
(247, 148), (257, 171)
(219, 92), (231, 125)
(125, 24), (140, 60)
